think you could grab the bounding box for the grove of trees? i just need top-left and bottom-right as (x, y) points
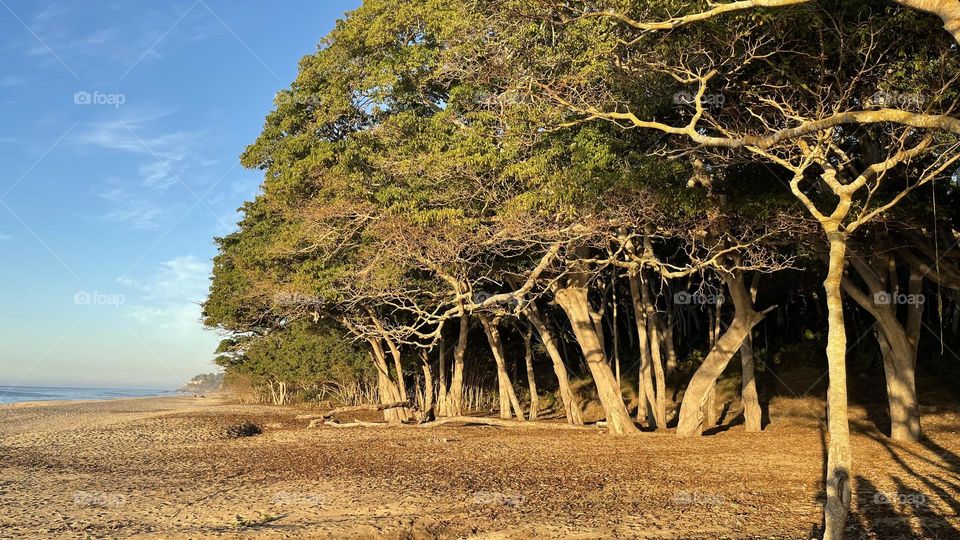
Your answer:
(203, 1), (960, 537)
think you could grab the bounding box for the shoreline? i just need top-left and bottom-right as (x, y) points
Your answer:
(0, 392), (228, 409)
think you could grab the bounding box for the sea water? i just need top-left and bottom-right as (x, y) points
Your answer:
(0, 386), (170, 405)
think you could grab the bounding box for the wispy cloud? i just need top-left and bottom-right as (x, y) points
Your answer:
(119, 255), (211, 333)
(98, 188), (162, 230)
(0, 233), (12, 241)
(76, 114), (205, 187)
(13, 1), (228, 77)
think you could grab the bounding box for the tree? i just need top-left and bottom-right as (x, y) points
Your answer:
(497, 0), (960, 534)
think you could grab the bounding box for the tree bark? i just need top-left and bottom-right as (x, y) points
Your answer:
(661, 308), (679, 377)
(740, 335), (762, 432)
(446, 311), (468, 416)
(526, 303), (584, 425)
(368, 341), (411, 423)
(523, 323), (539, 420)
(841, 250), (922, 442)
(420, 350), (434, 421)
(479, 314), (525, 421)
(676, 272), (771, 437)
(629, 271), (658, 426)
(640, 273), (668, 428)
(822, 231), (852, 540)
(367, 309), (408, 403)
(437, 334), (448, 416)
(741, 272), (762, 432)
(554, 282), (638, 435)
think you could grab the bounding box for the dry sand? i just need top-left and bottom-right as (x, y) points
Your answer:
(0, 395), (958, 539)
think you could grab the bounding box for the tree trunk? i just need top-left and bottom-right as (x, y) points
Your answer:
(740, 335), (762, 432)
(479, 314), (525, 421)
(523, 323), (539, 420)
(703, 386), (716, 427)
(676, 272), (770, 437)
(822, 231), (852, 540)
(741, 272), (762, 432)
(420, 351), (434, 421)
(842, 250), (922, 442)
(641, 273), (667, 429)
(527, 303), (584, 425)
(437, 335), (448, 416)
(368, 340), (410, 423)
(555, 283), (638, 435)
(629, 271), (658, 426)
(446, 312), (468, 416)
(662, 307), (679, 377)
(366, 309), (408, 404)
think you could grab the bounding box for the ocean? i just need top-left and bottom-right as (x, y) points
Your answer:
(0, 386), (171, 405)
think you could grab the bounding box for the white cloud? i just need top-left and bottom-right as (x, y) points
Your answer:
(76, 115), (203, 187)
(98, 188), (162, 230)
(119, 256), (212, 334)
(0, 233), (12, 241)
(16, 1), (226, 72)
(76, 114), (215, 229)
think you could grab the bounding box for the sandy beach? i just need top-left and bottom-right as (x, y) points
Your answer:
(0, 395), (958, 539)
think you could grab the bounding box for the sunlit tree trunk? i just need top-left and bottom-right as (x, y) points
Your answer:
(822, 230), (852, 540)
(555, 277), (638, 435)
(640, 272), (667, 428)
(479, 314), (525, 421)
(629, 271), (657, 426)
(676, 271), (770, 437)
(741, 272), (762, 432)
(368, 341), (410, 423)
(446, 311), (468, 416)
(740, 335), (762, 432)
(523, 323), (539, 420)
(437, 335), (448, 416)
(841, 251), (922, 442)
(420, 350), (434, 421)
(526, 303), (583, 424)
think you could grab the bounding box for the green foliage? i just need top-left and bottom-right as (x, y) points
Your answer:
(215, 321), (371, 397)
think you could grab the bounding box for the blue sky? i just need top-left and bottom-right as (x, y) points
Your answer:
(0, 0), (360, 389)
